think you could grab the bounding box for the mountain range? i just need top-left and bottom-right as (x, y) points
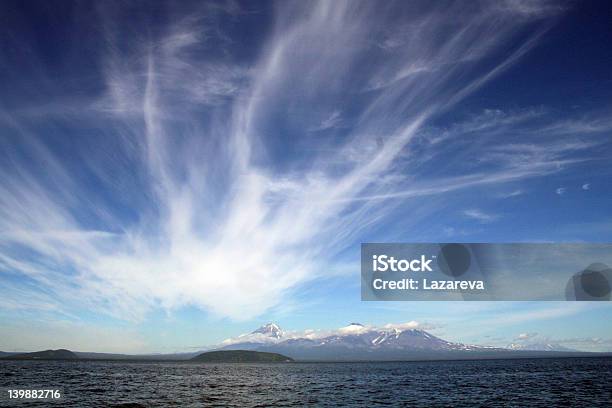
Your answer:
(1, 323), (598, 362)
(218, 323), (578, 361)
(507, 342), (575, 352)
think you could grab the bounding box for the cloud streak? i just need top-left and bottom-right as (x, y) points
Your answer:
(464, 209), (499, 223)
(0, 0), (608, 323)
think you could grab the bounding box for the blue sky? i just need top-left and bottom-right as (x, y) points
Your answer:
(1, 0), (612, 353)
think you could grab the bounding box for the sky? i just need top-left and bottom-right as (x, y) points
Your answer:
(1, 0), (612, 353)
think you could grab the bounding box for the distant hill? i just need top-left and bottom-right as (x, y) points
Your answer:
(191, 350), (293, 363)
(1, 349), (78, 360)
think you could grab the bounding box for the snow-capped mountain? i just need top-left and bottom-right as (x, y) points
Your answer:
(303, 324), (473, 350)
(507, 342), (575, 352)
(252, 323), (284, 339)
(220, 323), (287, 348)
(220, 322), (502, 360)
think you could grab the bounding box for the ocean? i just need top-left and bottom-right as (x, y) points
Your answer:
(1, 357), (611, 407)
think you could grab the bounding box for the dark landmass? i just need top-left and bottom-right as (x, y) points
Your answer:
(1, 348), (609, 363)
(1, 349), (78, 360)
(190, 350), (293, 363)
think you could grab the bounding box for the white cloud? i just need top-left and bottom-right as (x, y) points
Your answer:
(310, 110), (343, 131)
(383, 320), (421, 331)
(556, 187), (567, 195)
(464, 209), (499, 223)
(3, 1), (608, 324)
(582, 183), (590, 190)
(515, 332), (538, 340)
(500, 189), (525, 198)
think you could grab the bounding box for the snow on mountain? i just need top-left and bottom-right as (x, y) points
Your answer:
(221, 322), (487, 352)
(221, 323), (286, 346)
(252, 323), (284, 339)
(507, 342), (575, 352)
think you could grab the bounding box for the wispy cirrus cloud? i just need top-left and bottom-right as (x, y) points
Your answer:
(1, 0), (609, 324)
(309, 110), (343, 132)
(464, 209), (499, 223)
(500, 189), (525, 198)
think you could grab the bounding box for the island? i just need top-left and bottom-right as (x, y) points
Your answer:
(190, 350), (293, 363)
(1, 349), (79, 360)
